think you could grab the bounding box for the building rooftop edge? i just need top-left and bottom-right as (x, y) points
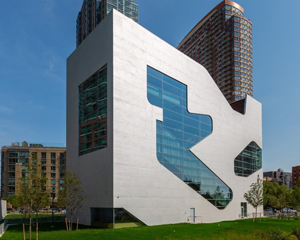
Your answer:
(1, 141), (66, 149)
(177, 0), (244, 49)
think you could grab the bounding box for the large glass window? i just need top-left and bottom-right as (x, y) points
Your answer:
(147, 66), (232, 209)
(79, 65), (107, 156)
(234, 141), (262, 177)
(91, 208), (144, 228)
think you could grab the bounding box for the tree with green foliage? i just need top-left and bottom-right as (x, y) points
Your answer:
(277, 184), (293, 210)
(7, 195), (21, 212)
(291, 180), (300, 209)
(244, 177), (264, 222)
(263, 181), (293, 211)
(15, 162), (50, 240)
(58, 171), (86, 231)
(263, 181), (279, 209)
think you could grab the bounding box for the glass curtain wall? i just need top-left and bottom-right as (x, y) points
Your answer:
(147, 66), (232, 209)
(106, 0), (138, 22)
(91, 208), (144, 228)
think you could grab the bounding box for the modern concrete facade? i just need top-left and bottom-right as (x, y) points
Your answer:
(178, 0), (253, 104)
(67, 10), (262, 227)
(1, 142), (66, 202)
(76, 0), (138, 47)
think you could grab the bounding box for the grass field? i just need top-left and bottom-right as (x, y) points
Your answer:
(2, 218), (300, 240)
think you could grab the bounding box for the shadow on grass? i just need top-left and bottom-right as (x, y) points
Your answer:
(7, 222), (97, 233)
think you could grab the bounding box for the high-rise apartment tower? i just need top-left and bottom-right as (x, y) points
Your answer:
(178, 0), (253, 103)
(76, 0), (139, 47)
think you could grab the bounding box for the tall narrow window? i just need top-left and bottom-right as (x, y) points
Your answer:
(79, 65), (107, 156)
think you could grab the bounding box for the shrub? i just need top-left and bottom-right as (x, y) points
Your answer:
(254, 230), (266, 239)
(292, 227), (300, 239)
(290, 235), (298, 240)
(293, 215), (299, 220)
(266, 228), (292, 240)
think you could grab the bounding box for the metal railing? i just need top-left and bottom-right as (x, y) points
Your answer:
(238, 212), (264, 219)
(5, 215), (65, 225)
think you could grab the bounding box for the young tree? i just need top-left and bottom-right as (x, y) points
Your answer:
(60, 171), (86, 231)
(244, 177), (264, 222)
(16, 162), (50, 240)
(7, 191), (30, 240)
(57, 187), (66, 209)
(7, 195), (19, 212)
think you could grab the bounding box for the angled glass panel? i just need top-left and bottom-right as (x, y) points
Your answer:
(234, 141), (262, 177)
(147, 66), (232, 209)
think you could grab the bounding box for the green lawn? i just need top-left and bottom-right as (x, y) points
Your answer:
(2, 218), (300, 240)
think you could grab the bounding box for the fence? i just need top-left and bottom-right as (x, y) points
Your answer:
(5, 215), (65, 225)
(264, 211), (277, 218)
(238, 212), (264, 219)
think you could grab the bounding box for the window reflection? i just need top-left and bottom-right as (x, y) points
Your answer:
(78, 65), (107, 156)
(147, 66), (232, 209)
(234, 141), (262, 177)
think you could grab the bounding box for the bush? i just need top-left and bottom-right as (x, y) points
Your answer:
(292, 227), (300, 239)
(254, 230), (266, 238)
(293, 215), (299, 220)
(266, 228), (292, 240)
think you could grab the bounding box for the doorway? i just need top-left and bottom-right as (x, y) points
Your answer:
(241, 202), (247, 218)
(190, 208), (195, 223)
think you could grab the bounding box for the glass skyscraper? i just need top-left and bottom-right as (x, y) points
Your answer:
(178, 0), (253, 104)
(76, 0), (139, 47)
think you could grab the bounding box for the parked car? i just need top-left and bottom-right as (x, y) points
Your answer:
(7, 208), (12, 213)
(282, 208), (292, 213)
(19, 209), (29, 213)
(39, 208), (49, 213)
(62, 209), (66, 214)
(50, 207), (60, 213)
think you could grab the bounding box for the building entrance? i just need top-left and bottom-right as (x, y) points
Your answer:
(241, 202), (247, 218)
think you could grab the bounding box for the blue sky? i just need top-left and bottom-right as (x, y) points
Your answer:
(0, 0), (299, 172)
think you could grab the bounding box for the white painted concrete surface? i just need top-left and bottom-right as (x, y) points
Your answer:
(67, 10), (262, 226)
